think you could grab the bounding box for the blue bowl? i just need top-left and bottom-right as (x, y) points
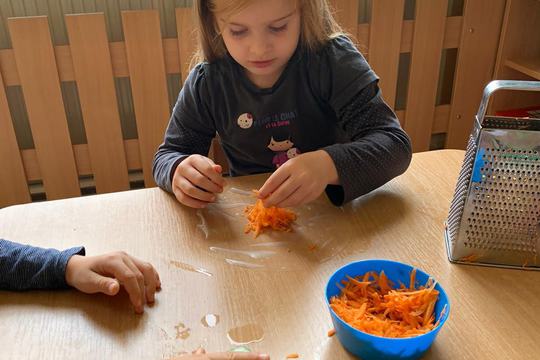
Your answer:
(325, 259), (450, 360)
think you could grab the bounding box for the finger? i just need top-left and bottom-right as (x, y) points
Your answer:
(193, 347), (206, 355)
(206, 353), (270, 360)
(81, 271), (120, 296)
(276, 186), (310, 208)
(155, 269), (162, 290)
(184, 166), (223, 194)
(122, 256), (147, 312)
(263, 177), (300, 207)
(191, 157), (226, 188)
(173, 183), (211, 208)
(130, 257), (159, 303)
(178, 177), (217, 202)
(258, 168), (291, 200)
(101, 257), (144, 313)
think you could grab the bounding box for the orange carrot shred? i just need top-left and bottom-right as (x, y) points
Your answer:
(327, 328), (336, 337)
(286, 353), (299, 358)
(330, 270), (440, 338)
(459, 253), (481, 262)
(409, 268), (416, 290)
(243, 199), (296, 238)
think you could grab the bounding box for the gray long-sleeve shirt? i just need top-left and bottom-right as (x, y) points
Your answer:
(153, 35), (412, 205)
(0, 239), (84, 290)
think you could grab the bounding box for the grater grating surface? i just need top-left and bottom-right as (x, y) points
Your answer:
(445, 80), (540, 269)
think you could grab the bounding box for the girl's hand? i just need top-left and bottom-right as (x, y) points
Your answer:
(258, 150), (339, 208)
(65, 252), (161, 314)
(172, 155), (226, 208)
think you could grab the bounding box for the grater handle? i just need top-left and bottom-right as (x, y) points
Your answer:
(477, 80), (540, 125)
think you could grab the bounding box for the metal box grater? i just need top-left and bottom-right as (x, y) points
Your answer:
(445, 80), (540, 269)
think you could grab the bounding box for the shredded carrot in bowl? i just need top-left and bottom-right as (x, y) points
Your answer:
(243, 199), (297, 238)
(330, 269), (441, 338)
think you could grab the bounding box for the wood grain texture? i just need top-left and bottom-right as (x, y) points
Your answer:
(2, 150), (540, 359)
(446, 0), (506, 149)
(8, 16), (80, 200)
(330, 0), (359, 39)
(403, 0), (448, 152)
(122, 10), (170, 187)
(65, 13), (130, 193)
(175, 7), (197, 84)
(368, 0), (405, 108)
(491, 0), (540, 113)
(0, 70), (30, 207)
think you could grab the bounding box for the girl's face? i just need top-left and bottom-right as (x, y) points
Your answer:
(217, 0), (301, 89)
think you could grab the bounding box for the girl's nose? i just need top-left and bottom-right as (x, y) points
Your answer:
(250, 34), (271, 57)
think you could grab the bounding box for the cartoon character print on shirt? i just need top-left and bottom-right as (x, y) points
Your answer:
(267, 137), (301, 168)
(237, 113), (254, 129)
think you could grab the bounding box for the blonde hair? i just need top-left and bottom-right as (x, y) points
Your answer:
(192, 0), (343, 65)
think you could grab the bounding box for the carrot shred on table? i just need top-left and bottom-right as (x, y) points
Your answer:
(327, 328), (336, 337)
(330, 270), (440, 338)
(459, 253), (481, 262)
(243, 198), (297, 238)
(286, 354), (299, 359)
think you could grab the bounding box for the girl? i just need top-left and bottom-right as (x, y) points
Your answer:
(153, 0), (412, 209)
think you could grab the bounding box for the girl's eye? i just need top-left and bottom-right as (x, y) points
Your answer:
(230, 28), (247, 37)
(269, 24), (287, 33)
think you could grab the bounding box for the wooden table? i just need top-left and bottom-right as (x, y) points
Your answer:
(1, 149), (539, 359)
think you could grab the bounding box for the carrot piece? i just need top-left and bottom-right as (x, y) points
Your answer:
(327, 328), (336, 337)
(286, 353), (299, 358)
(243, 199), (297, 238)
(459, 253), (481, 262)
(330, 269), (440, 338)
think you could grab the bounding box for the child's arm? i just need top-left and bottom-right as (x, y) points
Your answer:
(0, 238), (84, 290)
(260, 81), (411, 207)
(0, 239), (161, 313)
(153, 65), (225, 208)
(260, 36), (412, 207)
(321, 80), (412, 205)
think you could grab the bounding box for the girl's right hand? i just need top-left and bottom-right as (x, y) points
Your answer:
(172, 154), (226, 208)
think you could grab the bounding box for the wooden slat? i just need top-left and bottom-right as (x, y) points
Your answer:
(65, 13), (130, 194)
(395, 104), (450, 135)
(21, 139), (141, 182)
(369, 0), (405, 108)
(0, 70), (30, 207)
(8, 16), (80, 199)
(330, 0), (359, 40)
(176, 7), (197, 83)
(446, 0), (506, 149)
(0, 18), (462, 87)
(122, 10), (170, 187)
(403, 0), (448, 152)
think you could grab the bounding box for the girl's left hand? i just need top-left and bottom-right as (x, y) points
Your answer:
(258, 150), (339, 208)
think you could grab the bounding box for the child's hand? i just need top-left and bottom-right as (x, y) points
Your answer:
(258, 150), (339, 208)
(172, 155), (226, 208)
(173, 347), (269, 359)
(65, 252), (161, 314)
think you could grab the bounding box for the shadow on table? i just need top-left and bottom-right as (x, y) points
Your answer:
(0, 288), (147, 337)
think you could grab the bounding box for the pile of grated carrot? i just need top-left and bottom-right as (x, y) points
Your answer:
(244, 198), (297, 238)
(330, 269), (443, 338)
